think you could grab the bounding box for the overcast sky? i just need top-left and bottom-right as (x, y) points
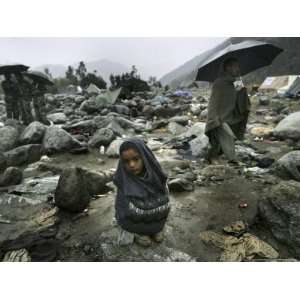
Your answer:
(0, 37), (226, 78)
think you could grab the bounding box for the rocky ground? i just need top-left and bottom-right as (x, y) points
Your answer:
(1, 87), (300, 262)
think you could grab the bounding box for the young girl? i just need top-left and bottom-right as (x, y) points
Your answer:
(113, 138), (170, 247)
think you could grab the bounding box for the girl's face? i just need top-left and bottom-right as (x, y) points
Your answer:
(121, 147), (144, 176)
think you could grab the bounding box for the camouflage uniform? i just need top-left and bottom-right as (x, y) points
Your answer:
(32, 83), (49, 125)
(1, 77), (21, 120)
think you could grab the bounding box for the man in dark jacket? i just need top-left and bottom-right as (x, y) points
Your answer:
(205, 58), (251, 164)
(32, 82), (50, 125)
(15, 73), (34, 125)
(1, 73), (21, 120)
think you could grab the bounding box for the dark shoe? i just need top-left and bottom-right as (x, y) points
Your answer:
(134, 235), (152, 247)
(151, 231), (164, 243)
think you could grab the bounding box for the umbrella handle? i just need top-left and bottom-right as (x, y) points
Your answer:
(239, 76), (245, 88)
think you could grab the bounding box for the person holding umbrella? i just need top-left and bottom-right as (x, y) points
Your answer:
(24, 70), (54, 125)
(1, 73), (21, 120)
(0, 64), (29, 121)
(205, 57), (250, 164)
(15, 72), (34, 125)
(194, 40), (283, 164)
(32, 81), (50, 125)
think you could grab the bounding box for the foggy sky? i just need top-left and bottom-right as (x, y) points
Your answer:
(0, 37), (225, 79)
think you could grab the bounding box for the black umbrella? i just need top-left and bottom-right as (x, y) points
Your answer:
(23, 70), (54, 86)
(195, 40), (283, 82)
(0, 64), (29, 74)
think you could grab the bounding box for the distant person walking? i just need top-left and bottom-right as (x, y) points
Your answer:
(32, 82), (50, 125)
(205, 58), (251, 164)
(15, 73), (34, 125)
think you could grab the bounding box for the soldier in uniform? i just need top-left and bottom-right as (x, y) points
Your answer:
(1, 73), (21, 120)
(32, 82), (50, 125)
(15, 73), (34, 125)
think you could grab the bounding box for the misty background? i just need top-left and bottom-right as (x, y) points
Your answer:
(0, 37), (225, 82)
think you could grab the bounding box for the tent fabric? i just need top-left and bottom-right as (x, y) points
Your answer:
(86, 83), (102, 94)
(259, 75), (300, 96)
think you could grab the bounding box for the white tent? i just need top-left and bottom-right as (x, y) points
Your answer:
(259, 75), (300, 97)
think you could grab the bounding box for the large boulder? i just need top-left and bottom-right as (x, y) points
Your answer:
(189, 135), (209, 157)
(258, 181), (300, 258)
(273, 151), (300, 181)
(169, 116), (189, 126)
(54, 167), (90, 213)
(81, 168), (114, 196)
(179, 122), (206, 139)
(4, 144), (42, 167)
(47, 113), (68, 124)
(19, 121), (47, 144)
(168, 122), (186, 136)
(0, 126), (19, 152)
(43, 126), (82, 154)
(0, 167), (23, 187)
(106, 139), (124, 158)
(88, 128), (115, 148)
(273, 111), (300, 140)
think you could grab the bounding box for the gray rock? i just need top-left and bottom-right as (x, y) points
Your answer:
(63, 107), (74, 116)
(19, 121), (47, 144)
(273, 111), (300, 140)
(259, 96), (270, 106)
(258, 181), (300, 258)
(179, 122), (206, 139)
(47, 112), (68, 124)
(168, 122), (186, 136)
(43, 126), (82, 154)
(116, 117), (145, 133)
(190, 103), (202, 115)
(81, 168), (113, 196)
(114, 105), (130, 115)
(200, 108), (208, 119)
(55, 167), (90, 213)
(106, 139), (124, 158)
(63, 119), (96, 134)
(80, 98), (102, 113)
(274, 151), (300, 181)
(0, 126), (19, 152)
(169, 116), (189, 126)
(11, 175), (60, 203)
(74, 96), (86, 105)
(168, 178), (194, 192)
(0, 167), (23, 187)
(104, 120), (125, 137)
(88, 128), (115, 148)
(159, 158), (190, 172)
(4, 144), (42, 167)
(153, 105), (182, 119)
(189, 135), (209, 157)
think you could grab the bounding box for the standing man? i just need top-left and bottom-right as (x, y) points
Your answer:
(205, 58), (251, 164)
(15, 73), (34, 125)
(32, 82), (50, 125)
(1, 73), (21, 120)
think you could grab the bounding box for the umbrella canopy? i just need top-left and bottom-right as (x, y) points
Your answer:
(24, 70), (54, 86)
(0, 64), (29, 74)
(196, 40), (283, 82)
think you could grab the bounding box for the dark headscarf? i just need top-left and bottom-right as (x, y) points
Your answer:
(113, 138), (168, 198)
